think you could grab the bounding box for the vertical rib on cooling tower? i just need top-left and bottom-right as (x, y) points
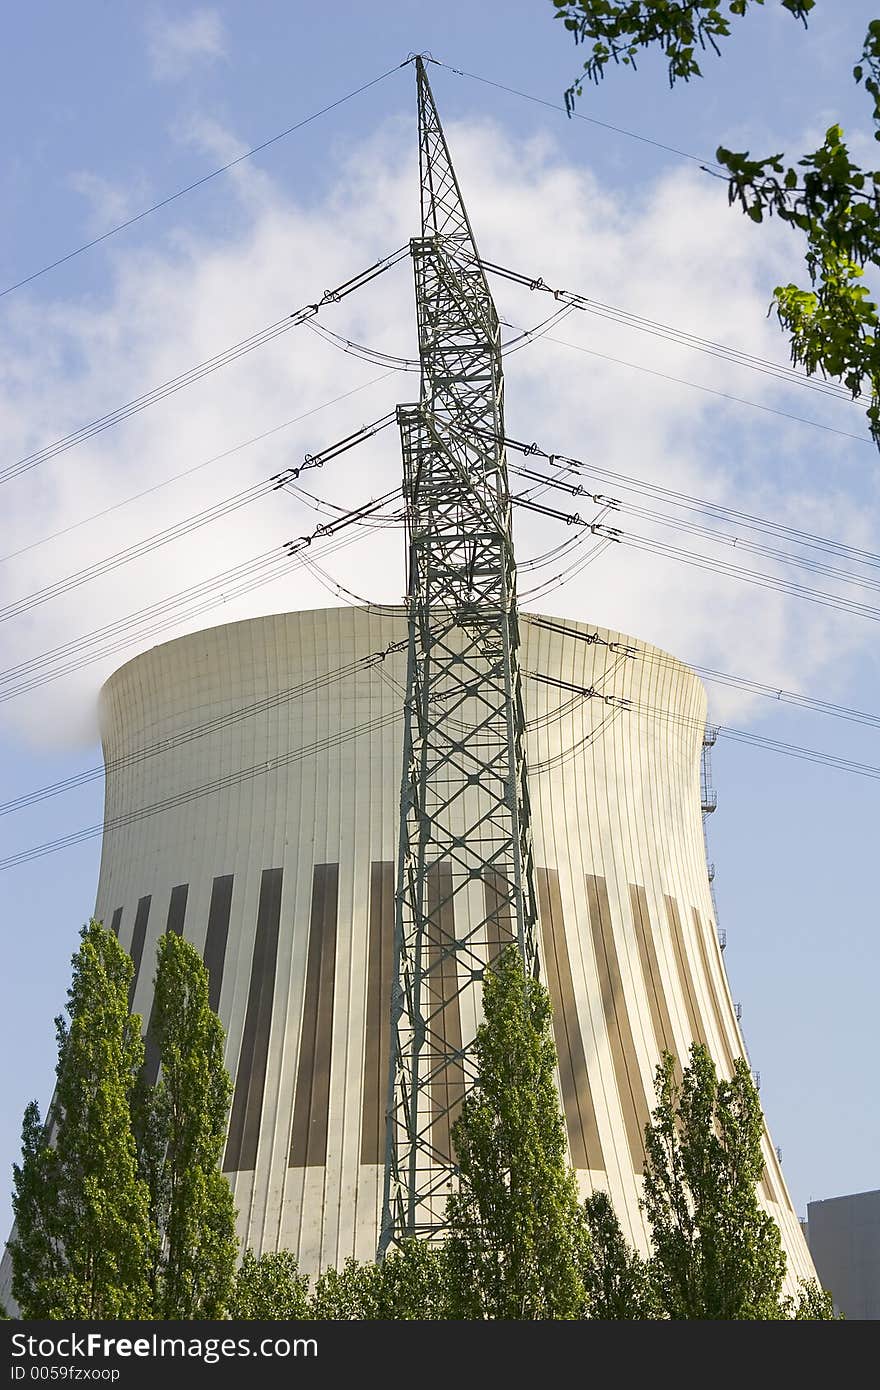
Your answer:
(380, 57), (539, 1249)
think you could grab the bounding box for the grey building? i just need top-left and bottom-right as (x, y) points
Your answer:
(806, 1189), (880, 1319)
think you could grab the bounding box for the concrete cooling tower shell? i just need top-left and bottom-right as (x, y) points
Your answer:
(66, 607), (821, 1285)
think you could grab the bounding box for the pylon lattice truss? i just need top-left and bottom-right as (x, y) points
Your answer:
(380, 58), (539, 1249)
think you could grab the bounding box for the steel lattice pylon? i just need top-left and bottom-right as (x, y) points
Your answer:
(380, 57), (539, 1252)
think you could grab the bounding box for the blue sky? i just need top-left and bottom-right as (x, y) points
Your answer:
(1, 0), (878, 1247)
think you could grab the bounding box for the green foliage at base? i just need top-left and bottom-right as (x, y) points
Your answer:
(9, 922), (152, 1318)
(230, 1249), (311, 1319)
(9, 921), (237, 1320)
(784, 1277), (842, 1319)
(581, 1191), (659, 1318)
(445, 946), (590, 1318)
(642, 1045), (787, 1319)
(136, 933), (238, 1318)
(6, 920), (838, 1321)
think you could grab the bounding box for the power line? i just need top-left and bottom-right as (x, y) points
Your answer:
(0, 643), (407, 820)
(10, 398), (849, 720)
(507, 463), (880, 598)
(0, 373), (395, 567)
(299, 584), (880, 738)
(308, 301), (576, 371)
(513, 491), (880, 623)
(504, 435), (880, 570)
(521, 614), (880, 731)
(0, 247), (409, 488)
(0, 476), (279, 626)
(608, 526), (880, 624)
(527, 329), (874, 446)
(0, 708), (404, 873)
(485, 259), (867, 408)
(0, 621), (619, 823)
(3, 645), (877, 874)
(429, 57), (718, 169)
(0, 418), (403, 625)
(0, 490), (402, 701)
(628, 697), (880, 782)
(1, 61), (410, 301)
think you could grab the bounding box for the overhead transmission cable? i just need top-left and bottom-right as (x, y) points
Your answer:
(3, 561), (878, 833)
(507, 463), (880, 599)
(0, 642), (408, 820)
(484, 260), (869, 408)
(428, 57), (719, 169)
(5, 661), (879, 875)
(8, 414), (879, 821)
(510, 492), (880, 624)
(0, 487), (400, 701)
(523, 612), (880, 733)
(0, 247), (408, 488)
(1, 61), (410, 300)
(5, 605), (879, 825)
(500, 433), (878, 575)
(0, 373), (395, 567)
(0, 708), (405, 873)
(3, 53), (726, 306)
(305, 300), (576, 371)
(0, 414), (401, 625)
(522, 328), (873, 446)
(503, 435), (880, 572)
(0, 475), (292, 626)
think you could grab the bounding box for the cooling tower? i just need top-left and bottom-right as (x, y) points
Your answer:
(1, 604), (816, 1303)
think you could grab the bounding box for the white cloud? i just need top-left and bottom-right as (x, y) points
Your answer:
(67, 170), (154, 237)
(0, 113), (875, 757)
(146, 8), (227, 82)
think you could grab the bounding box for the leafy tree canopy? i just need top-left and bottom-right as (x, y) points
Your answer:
(230, 1249), (311, 1319)
(553, 1), (880, 444)
(445, 945), (590, 1319)
(135, 932), (237, 1319)
(783, 1276), (841, 1319)
(581, 1190), (659, 1318)
(641, 1044), (787, 1318)
(9, 921), (152, 1318)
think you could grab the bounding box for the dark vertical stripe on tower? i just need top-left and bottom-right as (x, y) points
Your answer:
(483, 868), (514, 964)
(587, 874), (650, 1174)
(536, 867), (603, 1171)
(223, 868), (283, 1173)
(426, 862), (463, 1165)
(289, 864), (339, 1168)
(629, 884), (677, 1064)
(664, 896), (706, 1050)
(360, 862), (395, 1164)
(166, 883), (188, 938)
(127, 895), (151, 1007)
(143, 884), (189, 1087)
(204, 875), (234, 1014)
(109, 907), (123, 939)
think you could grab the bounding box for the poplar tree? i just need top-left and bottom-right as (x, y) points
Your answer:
(641, 1043), (787, 1319)
(581, 1191), (658, 1319)
(137, 932), (238, 1318)
(445, 945), (589, 1319)
(9, 920), (152, 1318)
